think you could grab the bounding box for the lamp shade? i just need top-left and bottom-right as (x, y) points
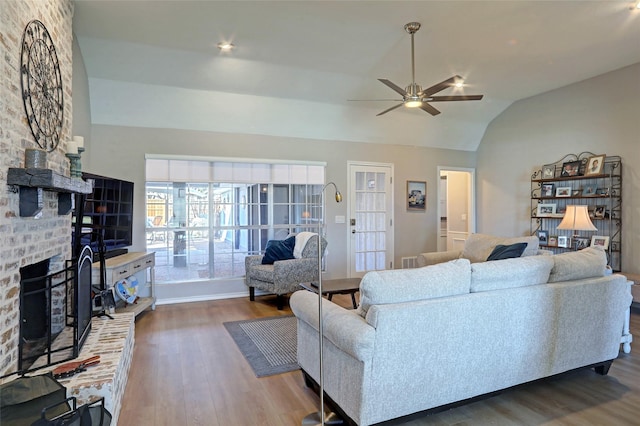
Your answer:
(557, 205), (597, 231)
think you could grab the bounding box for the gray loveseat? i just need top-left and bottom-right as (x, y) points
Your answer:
(291, 247), (632, 425)
(417, 232), (543, 267)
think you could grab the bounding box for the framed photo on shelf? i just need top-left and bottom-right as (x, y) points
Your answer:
(584, 154), (605, 176)
(574, 237), (590, 250)
(555, 186), (571, 197)
(557, 236), (570, 248)
(542, 165), (555, 179)
(548, 235), (558, 247)
(537, 230), (549, 244)
(582, 183), (597, 196)
(560, 160), (581, 177)
(596, 187), (609, 196)
(407, 180), (426, 211)
(536, 203), (556, 216)
(541, 183), (555, 197)
(593, 205), (606, 219)
(591, 235), (610, 250)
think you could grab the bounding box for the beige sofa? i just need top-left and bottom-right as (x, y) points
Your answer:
(417, 233), (543, 267)
(291, 247), (632, 426)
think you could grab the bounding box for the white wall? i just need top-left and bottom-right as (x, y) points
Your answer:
(84, 124), (475, 299)
(477, 62), (640, 274)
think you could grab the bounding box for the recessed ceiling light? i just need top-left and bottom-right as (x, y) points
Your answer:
(217, 42), (234, 51)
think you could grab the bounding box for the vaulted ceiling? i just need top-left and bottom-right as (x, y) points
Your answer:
(73, 1), (640, 151)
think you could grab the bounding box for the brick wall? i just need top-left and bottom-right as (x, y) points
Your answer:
(0, 0), (75, 377)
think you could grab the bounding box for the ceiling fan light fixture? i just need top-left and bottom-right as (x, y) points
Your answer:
(405, 99), (423, 108)
(352, 22), (484, 116)
(217, 42), (234, 51)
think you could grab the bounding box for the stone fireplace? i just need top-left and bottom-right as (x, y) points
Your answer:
(0, 0), (76, 377)
(0, 2), (136, 422)
(18, 248), (93, 373)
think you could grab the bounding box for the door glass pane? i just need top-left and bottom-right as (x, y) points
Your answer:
(353, 170), (388, 273)
(356, 172), (365, 191)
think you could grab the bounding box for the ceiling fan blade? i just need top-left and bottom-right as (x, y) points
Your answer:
(378, 79), (408, 96)
(428, 95), (484, 102)
(347, 99), (403, 102)
(421, 75), (462, 96)
(376, 103), (404, 116)
(419, 102), (441, 116)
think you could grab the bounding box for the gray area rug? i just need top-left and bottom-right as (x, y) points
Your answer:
(224, 315), (299, 377)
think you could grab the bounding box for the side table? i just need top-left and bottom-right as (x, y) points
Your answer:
(623, 272), (639, 306)
(300, 277), (361, 309)
(619, 272), (637, 354)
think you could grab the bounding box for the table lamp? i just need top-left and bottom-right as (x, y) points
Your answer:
(556, 205), (597, 250)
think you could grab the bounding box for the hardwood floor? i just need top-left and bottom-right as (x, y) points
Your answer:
(119, 295), (640, 425)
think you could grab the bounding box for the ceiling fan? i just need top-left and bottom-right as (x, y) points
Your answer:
(355, 22), (484, 116)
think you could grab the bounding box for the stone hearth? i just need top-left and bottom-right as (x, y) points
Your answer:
(21, 312), (135, 425)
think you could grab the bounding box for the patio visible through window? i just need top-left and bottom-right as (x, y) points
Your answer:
(145, 158), (325, 283)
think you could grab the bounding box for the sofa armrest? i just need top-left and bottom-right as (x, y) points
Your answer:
(416, 250), (461, 267)
(290, 290), (375, 362)
(537, 249), (553, 255)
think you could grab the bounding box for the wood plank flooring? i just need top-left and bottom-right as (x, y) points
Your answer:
(119, 295), (640, 425)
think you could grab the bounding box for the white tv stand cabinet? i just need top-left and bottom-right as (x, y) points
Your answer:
(92, 251), (156, 317)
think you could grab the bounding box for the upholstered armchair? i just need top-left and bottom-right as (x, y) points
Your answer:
(245, 234), (327, 310)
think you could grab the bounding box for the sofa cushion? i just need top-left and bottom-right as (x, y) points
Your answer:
(486, 242), (528, 261)
(261, 236), (296, 264)
(357, 258), (471, 317)
(548, 246), (607, 283)
(461, 233), (539, 263)
(471, 255), (554, 292)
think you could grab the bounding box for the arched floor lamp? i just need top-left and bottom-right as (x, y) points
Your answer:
(302, 182), (343, 426)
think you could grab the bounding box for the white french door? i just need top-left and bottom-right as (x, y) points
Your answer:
(348, 162), (394, 278)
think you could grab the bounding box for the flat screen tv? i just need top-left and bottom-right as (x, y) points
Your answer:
(72, 172), (134, 260)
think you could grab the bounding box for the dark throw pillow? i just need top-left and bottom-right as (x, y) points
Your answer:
(261, 236), (296, 264)
(486, 242), (528, 261)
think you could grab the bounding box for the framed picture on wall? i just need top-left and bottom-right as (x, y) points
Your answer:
(555, 186), (571, 197)
(541, 183), (555, 197)
(537, 230), (549, 244)
(574, 237), (590, 250)
(594, 205), (606, 219)
(557, 236), (570, 248)
(591, 235), (610, 249)
(407, 180), (426, 211)
(542, 165), (555, 179)
(560, 160), (581, 177)
(536, 203), (556, 217)
(582, 184), (597, 196)
(584, 154), (605, 176)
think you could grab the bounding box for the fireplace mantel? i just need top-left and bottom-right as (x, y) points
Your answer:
(7, 168), (93, 217)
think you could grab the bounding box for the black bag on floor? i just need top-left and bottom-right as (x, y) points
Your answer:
(0, 373), (69, 426)
(31, 397), (111, 426)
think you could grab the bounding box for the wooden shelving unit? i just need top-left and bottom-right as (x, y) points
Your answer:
(530, 153), (622, 271)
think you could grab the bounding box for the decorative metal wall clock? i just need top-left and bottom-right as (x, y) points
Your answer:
(20, 20), (64, 152)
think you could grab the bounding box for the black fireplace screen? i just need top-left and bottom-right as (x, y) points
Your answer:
(17, 247), (93, 374)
